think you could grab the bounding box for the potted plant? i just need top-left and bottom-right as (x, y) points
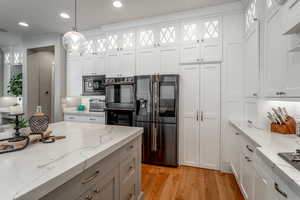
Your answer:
(7, 73), (23, 97)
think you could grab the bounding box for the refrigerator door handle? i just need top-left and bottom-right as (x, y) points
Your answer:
(151, 124), (158, 152)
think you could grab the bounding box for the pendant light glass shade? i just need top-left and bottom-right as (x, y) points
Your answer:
(62, 0), (87, 54)
(62, 30), (87, 54)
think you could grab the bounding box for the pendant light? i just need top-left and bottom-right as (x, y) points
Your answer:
(62, 0), (87, 54)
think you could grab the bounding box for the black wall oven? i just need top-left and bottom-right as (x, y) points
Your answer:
(105, 77), (135, 110)
(82, 75), (106, 96)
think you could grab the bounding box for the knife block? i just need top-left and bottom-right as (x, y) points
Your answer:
(271, 116), (296, 134)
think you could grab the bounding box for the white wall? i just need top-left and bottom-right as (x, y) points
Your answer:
(0, 32), (22, 46)
(22, 33), (66, 122)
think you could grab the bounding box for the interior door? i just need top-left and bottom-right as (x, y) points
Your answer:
(199, 64), (220, 170)
(181, 65), (200, 166)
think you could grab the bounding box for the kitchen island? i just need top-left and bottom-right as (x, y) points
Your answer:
(0, 122), (143, 200)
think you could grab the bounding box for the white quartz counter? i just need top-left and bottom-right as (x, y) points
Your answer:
(0, 122), (143, 200)
(230, 120), (300, 197)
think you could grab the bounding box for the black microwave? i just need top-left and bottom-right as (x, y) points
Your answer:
(82, 75), (106, 96)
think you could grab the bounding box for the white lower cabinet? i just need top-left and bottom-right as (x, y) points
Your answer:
(229, 127), (241, 181)
(230, 124), (300, 200)
(181, 64), (220, 170)
(64, 114), (106, 124)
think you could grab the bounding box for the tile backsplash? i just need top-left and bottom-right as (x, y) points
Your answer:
(244, 100), (300, 130)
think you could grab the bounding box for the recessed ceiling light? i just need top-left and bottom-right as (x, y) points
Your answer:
(113, 0), (123, 8)
(18, 22), (29, 27)
(60, 12), (70, 19)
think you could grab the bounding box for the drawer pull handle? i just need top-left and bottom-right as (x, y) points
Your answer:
(85, 194), (93, 200)
(89, 118), (96, 121)
(82, 170), (100, 185)
(244, 156), (252, 162)
(129, 145), (134, 149)
(246, 145), (254, 153)
(274, 183), (287, 198)
(94, 188), (101, 194)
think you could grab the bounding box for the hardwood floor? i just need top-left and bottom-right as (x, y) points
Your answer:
(142, 164), (244, 200)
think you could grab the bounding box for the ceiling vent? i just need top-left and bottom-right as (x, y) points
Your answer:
(0, 28), (8, 32)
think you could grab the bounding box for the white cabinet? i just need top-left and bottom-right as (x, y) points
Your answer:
(64, 113), (105, 124)
(254, 167), (277, 200)
(67, 57), (83, 96)
(182, 64), (220, 170)
(264, 7), (289, 97)
(244, 21), (260, 98)
(82, 55), (106, 76)
(240, 153), (255, 200)
(229, 128), (241, 181)
(180, 18), (222, 64)
(136, 24), (180, 75)
(105, 30), (136, 77)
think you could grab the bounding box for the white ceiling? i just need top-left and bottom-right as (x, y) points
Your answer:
(0, 0), (238, 35)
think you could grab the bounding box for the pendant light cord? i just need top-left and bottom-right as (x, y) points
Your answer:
(74, 0), (77, 31)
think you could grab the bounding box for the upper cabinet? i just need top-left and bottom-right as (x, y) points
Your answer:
(244, 0), (260, 98)
(136, 24), (180, 75)
(180, 17), (222, 64)
(106, 30), (136, 77)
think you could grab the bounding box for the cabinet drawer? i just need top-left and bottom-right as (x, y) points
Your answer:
(41, 151), (119, 200)
(120, 172), (136, 200)
(120, 139), (137, 161)
(81, 116), (105, 124)
(120, 154), (137, 182)
(64, 114), (82, 122)
(240, 135), (256, 160)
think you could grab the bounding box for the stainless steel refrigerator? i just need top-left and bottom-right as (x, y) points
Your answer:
(135, 75), (179, 167)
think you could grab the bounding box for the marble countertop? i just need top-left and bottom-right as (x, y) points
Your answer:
(230, 120), (300, 197)
(0, 122), (143, 200)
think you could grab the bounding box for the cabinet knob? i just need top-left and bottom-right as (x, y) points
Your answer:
(197, 39), (200, 43)
(235, 132), (240, 136)
(280, 92), (286, 95)
(252, 93), (258, 97)
(276, 92), (281, 96)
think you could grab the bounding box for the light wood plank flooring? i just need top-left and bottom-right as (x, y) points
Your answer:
(142, 164), (244, 200)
